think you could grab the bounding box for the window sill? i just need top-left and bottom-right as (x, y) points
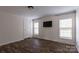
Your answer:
(60, 37), (72, 40)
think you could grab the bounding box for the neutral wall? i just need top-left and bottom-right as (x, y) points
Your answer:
(34, 13), (76, 45)
(0, 11), (24, 46)
(76, 9), (79, 52)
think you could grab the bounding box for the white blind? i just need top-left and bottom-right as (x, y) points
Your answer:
(34, 22), (39, 35)
(59, 18), (72, 39)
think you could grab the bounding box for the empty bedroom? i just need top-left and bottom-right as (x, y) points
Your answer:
(0, 6), (79, 53)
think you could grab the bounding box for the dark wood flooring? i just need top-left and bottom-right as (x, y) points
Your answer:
(0, 38), (78, 53)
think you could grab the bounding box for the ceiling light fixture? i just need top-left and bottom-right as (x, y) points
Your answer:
(27, 6), (34, 9)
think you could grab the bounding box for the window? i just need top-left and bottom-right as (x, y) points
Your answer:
(34, 22), (39, 35)
(59, 18), (72, 39)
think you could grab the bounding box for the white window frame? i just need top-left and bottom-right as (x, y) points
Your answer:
(59, 18), (73, 39)
(33, 22), (39, 35)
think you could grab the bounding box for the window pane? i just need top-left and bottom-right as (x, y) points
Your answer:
(60, 29), (72, 39)
(59, 18), (72, 28)
(34, 22), (39, 28)
(34, 22), (39, 35)
(34, 28), (39, 35)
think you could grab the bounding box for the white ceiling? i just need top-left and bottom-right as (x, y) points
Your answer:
(0, 6), (79, 19)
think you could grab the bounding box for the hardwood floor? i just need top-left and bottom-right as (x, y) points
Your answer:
(0, 38), (78, 53)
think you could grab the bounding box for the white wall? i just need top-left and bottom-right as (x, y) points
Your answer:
(34, 12), (76, 45)
(0, 11), (24, 46)
(76, 9), (79, 52)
